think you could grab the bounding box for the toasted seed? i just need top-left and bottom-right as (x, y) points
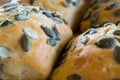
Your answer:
(39, 6), (44, 10)
(113, 30), (120, 35)
(92, 3), (102, 10)
(15, 14), (29, 21)
(52, 11), (62, 18)
(67, 74), (82, 80)
(95, 38), (115, 48)
(53, 17), (63, 24)
(90, 28), (97, 34)
(63, 19), (69, 25)
(42, 11), (53, 18)
(20, 9), (32, 15)
(3, 3), (18, 8)
(83, 29), (91, 36)
(91, 23), (101, 28)
(29, 0), (35, 5)
(47, 38), (57, 47)
(105, 2), (118, 10)
(114, 9), (120, 17)
(32, 7), (40, 12)
(113, 46), (120, 64)
(52, 25), (61, 41)
(90, 11), (99, 24)
(82, 11), (92, 20)
(0, 20), (12, 27)
(23, 27), (38, 39)
(63, 1), (71, 8)
(73, 1), (80, 7)
(0, 46), (13, 59)
(4, 5), (18, 12)
(21, 34), (32, 52)
(41, 25), (56, 39)
(81, 36), (90, 44)
(89, 0), (97, 6)
(21, 4), (29, 6)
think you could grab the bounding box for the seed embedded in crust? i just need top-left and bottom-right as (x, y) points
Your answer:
(63, 1), (71, 8)
(23, 27), (38, 39)
(113, 30), (120, 36)
(82, 11), (92, 21)
(90, 11), (99, 24)
(114, 9), (120, 17)
(52, 25), (61, 41)
(29, 0), (35, 5)
(15, 14), (29, 21)
(47, 38), (57, 47)
(113, 46), (120, 64)
(21, 34), (32, 52)
(67, 74), (82, 80)
(92, 3), (102, 10)
(42, 11), (53, 18)
(0, 20), (12, 27)
(53, 17), (63, 24)
(105, 2), (118, 10)
(81, 36), (90, 44)
(0, 46), (13, 59)
(41, 25), (56, 39)
(95, 38), (115, 49)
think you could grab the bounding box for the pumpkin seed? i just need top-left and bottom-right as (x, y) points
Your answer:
(23, 27), (38, 39)
(95, 38), (115, 48)
(53, 17), (63, 24)
(52, 25), (61, 41)
(52, 12), (62, 18)
(82, 11), (92, 20)
(0, 20), (12, 27)
(41, 25), (56, 39)
(73, 1), (80, 7)
(0, 46), (13, 59)
(3, 3), (18, 8)
(4, 5), (19, 12)
(90, 11), (99, 24)
(92, 3), (102, 10)
(21, 4), (29, 6)
(113, 30), (120, 36)
(63, 1), (71, 8)
(105, 2), (118, 10)
(113, 46), (120, 64)
(114, 9), (120, 17)
(81, 36), (90, 44)
(67, 74), (82, 80)
(47, 38), (57, 47)
(42, 11), (53, 18)
(15, 14), (29, 21)
(20, 9), (32, 15)
(21, 34), (32, 52)
(63, 19), (69, 25)
(90, 28), (97, 34)
(91, 23), (101, 28)
(29, 0), (35, 5)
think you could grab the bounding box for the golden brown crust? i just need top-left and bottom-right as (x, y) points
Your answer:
(50, 23), (120, 80)
(18, 0), (87, 31)
(0, 3), (73, 80)
(80, 0), (120, 32)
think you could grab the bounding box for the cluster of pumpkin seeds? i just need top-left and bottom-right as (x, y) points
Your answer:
(21, 27), (38, 52)
(82, 0), (120, 29)
(41, 25), (61, 47)
(63, 0), (80, 8)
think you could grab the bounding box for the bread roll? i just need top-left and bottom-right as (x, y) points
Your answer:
(0, 2), (72, 80)
(50, 23), (120, 80)
(80, 0), (120, 32)
(18, 0), (87, 31)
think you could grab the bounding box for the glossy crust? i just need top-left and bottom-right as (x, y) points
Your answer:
(0, 3), (72, 80)
(80, 0), (120, 32)
(50, 23), (120, 80)
(18, 0), (87, 31)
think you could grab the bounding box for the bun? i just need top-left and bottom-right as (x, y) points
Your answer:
(18, 0), (87, 31)
(0, 2), (72, 80)
(80, 0), (120, 32)
(50, 23), (120, 80)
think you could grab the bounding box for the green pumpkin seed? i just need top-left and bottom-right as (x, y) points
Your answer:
(4, 5), (18, 12)
(3, 3), (18, 8)
(47, 38), (57, 47)
(113, 30), (120, 35)
(67, 74), (82, 80)
(113, 46), (120, 64)
(95, 38), (115, 48)
(21, 34), (32, 52)
(41, 25), (57, 39)
(23, 27), (38, 39)
(0, 20), (12, 27)
(81, 36), (90, 44)
(52, 25), (61, 41)
(63, 1), (71, 8)
(105, 2), (118, 10)
(0, 46), (13, 59)
(15, 14), (29, 21)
